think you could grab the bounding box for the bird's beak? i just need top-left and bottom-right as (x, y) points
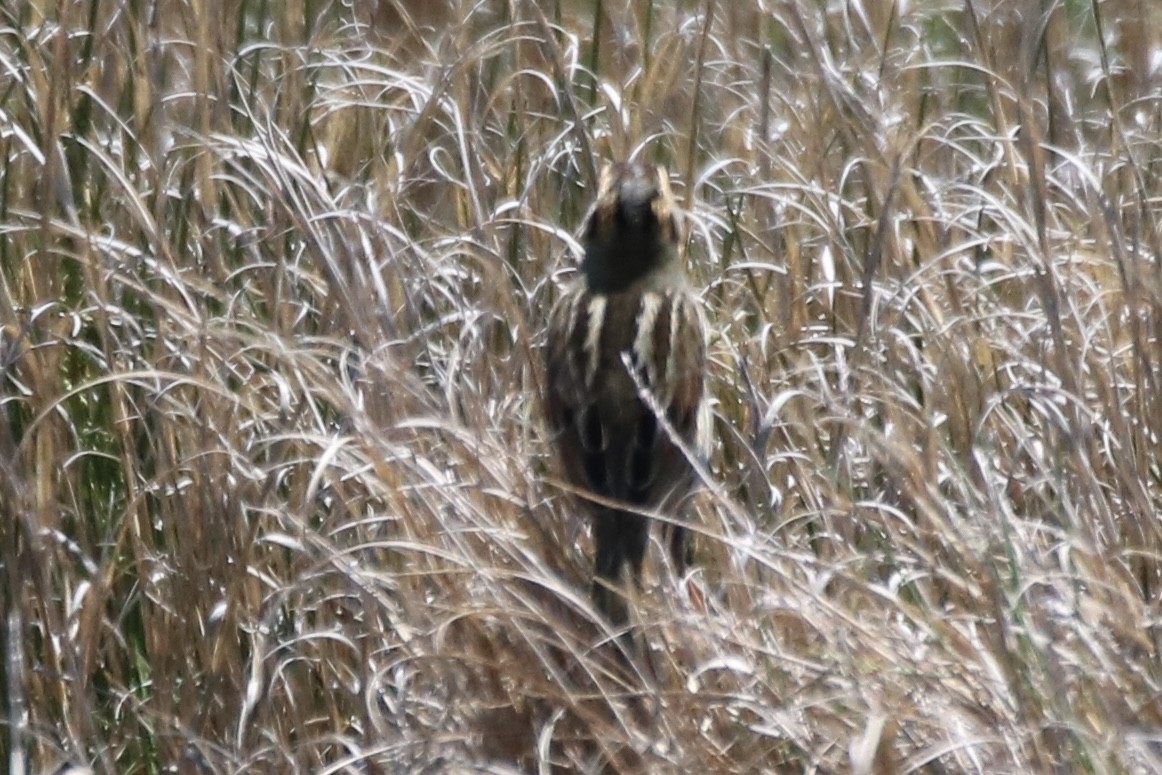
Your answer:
(618, 174), (658, 210)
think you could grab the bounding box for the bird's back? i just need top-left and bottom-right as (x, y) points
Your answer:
(546, 275), (705, 511)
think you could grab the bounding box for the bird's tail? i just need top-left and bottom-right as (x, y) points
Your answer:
(591, 508), (648, 632)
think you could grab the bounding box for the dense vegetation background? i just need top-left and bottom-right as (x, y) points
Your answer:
(2, 0), (1161, 772)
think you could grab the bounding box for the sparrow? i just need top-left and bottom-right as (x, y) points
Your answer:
(545, 161), (709, 629)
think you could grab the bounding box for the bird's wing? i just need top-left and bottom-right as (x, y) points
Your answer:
(545, 286), (606, 486)
(623, 288), (707, 503)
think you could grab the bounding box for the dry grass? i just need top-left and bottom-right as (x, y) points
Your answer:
(3, 0), (1162, 772)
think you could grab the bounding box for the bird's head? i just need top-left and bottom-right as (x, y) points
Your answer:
(580, 162), (681, 293)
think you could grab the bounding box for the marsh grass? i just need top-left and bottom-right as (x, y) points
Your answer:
(3, 0), (1162, 772)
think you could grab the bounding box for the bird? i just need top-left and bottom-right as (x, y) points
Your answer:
(544, 161), (709, 631)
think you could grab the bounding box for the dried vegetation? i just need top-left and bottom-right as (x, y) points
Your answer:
(3, 0), (1162, 772)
